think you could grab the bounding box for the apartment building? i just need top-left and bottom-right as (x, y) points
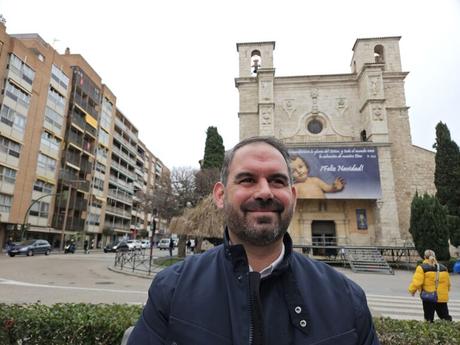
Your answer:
(0, 21), (169, 249)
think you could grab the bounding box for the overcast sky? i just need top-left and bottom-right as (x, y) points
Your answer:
(1, 0), (459, 169)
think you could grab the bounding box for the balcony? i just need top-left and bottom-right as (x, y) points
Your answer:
(111, 145), (135, 165)
(70, 111), (86, 131)
(65, 151), (80, 167)
(108, 175), (133, 193)
(68, 131), (83, 149)
(107, 189), (133, 204)
(80, 158), (93, 174)
(111, 161), (136, 180)
(105, 205), (132, 219)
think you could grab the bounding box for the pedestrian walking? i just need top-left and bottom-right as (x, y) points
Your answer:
(84, 239), (89, 254)
(128, 136), (379, 344)
(168, 237), (174, 257)
(5, 237), (13, 255)
(408, 249), (452, 322)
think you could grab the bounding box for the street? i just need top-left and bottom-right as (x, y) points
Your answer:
(0, 249), (171, 305)
(1, 250), (459, 320)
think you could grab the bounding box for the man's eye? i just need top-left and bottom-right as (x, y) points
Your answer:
(271, 179), (287, 187)
(239, 178), (254, 184)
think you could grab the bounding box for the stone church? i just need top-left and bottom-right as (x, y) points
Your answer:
(235, 37), (435, 247)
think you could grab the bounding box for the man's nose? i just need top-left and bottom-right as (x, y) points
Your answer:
(254, 179), (273, 200)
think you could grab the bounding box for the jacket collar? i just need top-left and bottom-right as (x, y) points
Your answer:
(223, 227), (293, 274)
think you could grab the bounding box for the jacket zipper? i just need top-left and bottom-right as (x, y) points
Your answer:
(248, 272), (264, 345)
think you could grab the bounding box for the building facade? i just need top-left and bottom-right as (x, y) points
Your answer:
(0, 22), (169, 249)
(235, 38), (435, 247)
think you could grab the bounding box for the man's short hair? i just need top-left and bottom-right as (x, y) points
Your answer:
(220, 136), (293, 185)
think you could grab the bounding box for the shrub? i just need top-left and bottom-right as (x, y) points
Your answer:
(1, 304), (459, 344)
(374, 317), (460, 345)
(0, 303), (142, 345)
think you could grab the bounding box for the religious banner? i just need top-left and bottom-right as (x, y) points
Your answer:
(289, 147), (382, 199)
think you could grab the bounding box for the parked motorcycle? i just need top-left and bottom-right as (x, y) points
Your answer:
(64, 243), (76, 254)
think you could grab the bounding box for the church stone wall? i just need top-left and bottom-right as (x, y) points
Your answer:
(235, 37), (435, 246)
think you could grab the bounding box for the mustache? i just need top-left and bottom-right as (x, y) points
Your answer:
(241, 199), (285, 213)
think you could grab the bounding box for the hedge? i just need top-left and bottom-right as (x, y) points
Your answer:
(0, 303), (142, 345)
(1, 304), (459, 344)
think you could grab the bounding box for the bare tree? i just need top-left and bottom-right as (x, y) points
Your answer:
(170, 167), (199, 209)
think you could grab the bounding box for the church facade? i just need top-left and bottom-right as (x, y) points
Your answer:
(235, 37), (435, 246)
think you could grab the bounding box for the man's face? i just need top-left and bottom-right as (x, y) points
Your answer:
(291, 157), (308, 182)
(213, 142), (297, 246)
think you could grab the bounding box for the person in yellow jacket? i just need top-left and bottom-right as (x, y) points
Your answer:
(408, 249), (452, 322)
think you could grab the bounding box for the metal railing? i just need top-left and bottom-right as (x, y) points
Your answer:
(114, 250), (160, 276)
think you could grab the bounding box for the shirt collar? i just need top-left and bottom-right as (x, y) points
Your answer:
(249, 243), (285, 278)
(223, 228), (293, 275)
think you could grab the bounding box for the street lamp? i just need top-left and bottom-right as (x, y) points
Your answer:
(21, 193), (56, 241)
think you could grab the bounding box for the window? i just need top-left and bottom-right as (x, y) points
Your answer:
(96, 146), (108, 159)
(93, 177), (105, 191)
(0, 136), (21, 158)
(251, 50), (261, 75)
(100, 112), (111, 130)
(307, 118), (323, 134)
(5, 81), (31, 107)
(51, 64), (69, 90)
(98, 129), (110, 147)
(37, 153), (56, 172)
(95, 161), (106, 175)
(88, 212), (100, 225)
(47, 86), (66, 113)
(30, 201), (49, 218)
(0, 193), (12, 212)
(9, 54), (35, 85)
(374, 45), (384, 63)
(44, 106), (64, 130)
(33, 179), (54, 193)
(155, 162), (162, 174)
(40, 131), (61, 152)
(0, 165), (16, 184)
(0, 104), (26, 133)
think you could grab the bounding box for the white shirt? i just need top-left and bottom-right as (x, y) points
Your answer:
(249, 243), (285, 279)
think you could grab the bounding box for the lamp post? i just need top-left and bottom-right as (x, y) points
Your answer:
(21, 193), (56, 241)
(147, 216), (158, 274)
(59, 185), (72, 251)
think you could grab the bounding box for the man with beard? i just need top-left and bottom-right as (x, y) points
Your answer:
(127, 136), (379, 345)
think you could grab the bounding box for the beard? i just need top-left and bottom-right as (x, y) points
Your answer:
(224, 197), (294, 246)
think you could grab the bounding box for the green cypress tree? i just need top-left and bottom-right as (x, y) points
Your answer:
(202, 126), (225, 169)
(433, 122), (460, 216)
(409, 192), (450, 261)
(447, 215), (460, 247)
(433, 122), (460, 247)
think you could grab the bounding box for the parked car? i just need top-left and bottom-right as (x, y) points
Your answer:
(158, 238), (178, 250)
(140, 239), (151, 249)
(158, 238), (171, 250)
(8, 239), (51, 257)
(126, 240), (142, 250)
(104, 240), (129, 253)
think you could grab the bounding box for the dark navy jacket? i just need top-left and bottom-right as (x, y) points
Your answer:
(128, 231), (379, 345)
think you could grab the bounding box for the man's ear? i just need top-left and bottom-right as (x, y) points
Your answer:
(291, 184), (297, 209)
(213, 182), (225, 209)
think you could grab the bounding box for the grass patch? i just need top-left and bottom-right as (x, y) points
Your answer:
(153, 256), (183, 267)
